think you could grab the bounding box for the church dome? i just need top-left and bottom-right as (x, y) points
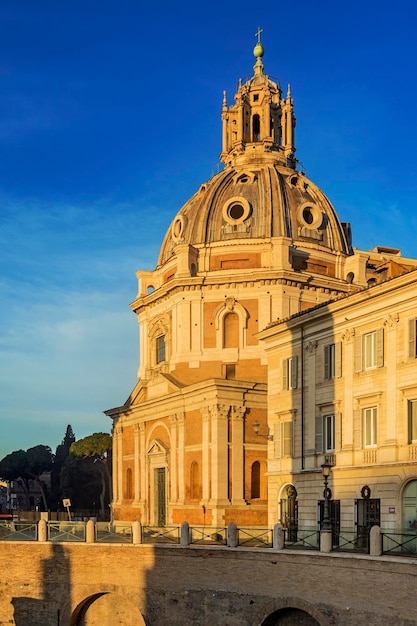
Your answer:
(158, 163), (352, 266)
(157, 39), (352, 269)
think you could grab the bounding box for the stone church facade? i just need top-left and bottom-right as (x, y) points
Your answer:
(105, 36), (417, 530)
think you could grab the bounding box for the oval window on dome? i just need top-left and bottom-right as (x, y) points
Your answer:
(171, 215), (186, 242)
(298, 202), (323, 230)
(222, 196), (251, 225)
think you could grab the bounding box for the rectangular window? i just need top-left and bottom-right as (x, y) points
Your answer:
(354, 329), (384, 372)
(155, 335), (166, 364)
(315, 413), (337, 453)
(324, 342), (341, 379)
(408, 400), (417, 443)
(323, 414), (335, 452)
(273, 421), (293, 458)
(363, 407), (377, 447)
(283, 356), (298, 390)
(364, 331), (376, 369)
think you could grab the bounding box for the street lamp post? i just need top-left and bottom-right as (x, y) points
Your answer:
(321, 462), (332, 532)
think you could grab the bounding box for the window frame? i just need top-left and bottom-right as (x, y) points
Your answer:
(324, 342), (342, 379)
(323, 414), (335, 453)
(155, 334), (166, 364)
(283, 356), (298, 390)
(354, 329), (384, 372)
(273, 421), (293, 458)
(408, 400), (417, 444)
(363, 406), (378, 448)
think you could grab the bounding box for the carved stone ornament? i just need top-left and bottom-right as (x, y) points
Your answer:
(305, 340), (317, 354)
(383, 313), (399, 329)
(341, 328), (356, 342)
(225, 297), (236, 312)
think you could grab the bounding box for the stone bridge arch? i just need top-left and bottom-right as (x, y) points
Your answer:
(256, 597), (333, 626)
(70, 592), (146, 626)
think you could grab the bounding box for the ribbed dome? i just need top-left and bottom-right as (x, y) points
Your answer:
(158, 162), (352, 267)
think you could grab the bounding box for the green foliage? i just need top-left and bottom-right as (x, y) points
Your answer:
(0, 450), (28, 482)
(70, 432), (112, 459)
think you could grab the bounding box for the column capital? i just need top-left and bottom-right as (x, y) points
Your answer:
(383, 313), (399, 329)
(341, 327), (356, 342)
(231, 405), (246, 420)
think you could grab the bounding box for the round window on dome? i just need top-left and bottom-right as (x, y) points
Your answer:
(298, 202), (323, 230)
(222, 196), (251, 225)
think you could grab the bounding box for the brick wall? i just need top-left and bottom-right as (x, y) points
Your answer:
(0, 543), (416, 625)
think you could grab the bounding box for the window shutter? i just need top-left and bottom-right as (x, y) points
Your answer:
(409, 319), (416, 358)
(335, 342), (342, 378)
(335, 412), (342, 450)
(291, 355), (298, 389)
(324, 345), (330, 379)
(283, 421), (293, 456)
(283, 360), (288, 391)
(354, 335), (362, 373)
(353, 409), (361, 449)
(408, 401), (413, 445)
(274, 423), (281, 458)
(376, 328), (384, 368)
(315, 415), (323, 453)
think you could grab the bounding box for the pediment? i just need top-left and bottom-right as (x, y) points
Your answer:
(123, 380), (148, 407)
(147, 439), (168, 456)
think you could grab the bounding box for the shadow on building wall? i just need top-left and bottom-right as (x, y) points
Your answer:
(12, 543), (70, 626)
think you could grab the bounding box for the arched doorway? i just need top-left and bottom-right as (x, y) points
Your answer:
(261, 607), (320, 625)
(403, 480), (417, 530)
(71, 593), (145, 626)
(280, 485), (298, 542)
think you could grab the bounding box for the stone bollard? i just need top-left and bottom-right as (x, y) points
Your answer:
(180, 521), (190, 547)
(369, 525), (382, 556)
(320, 529), (332, 553)
(86, 519), (95, 543)
(227, 522), (238, 548)
(38, 519), (47, 542)
(132, 520), (142, 544)
(273, 523), (284, 550)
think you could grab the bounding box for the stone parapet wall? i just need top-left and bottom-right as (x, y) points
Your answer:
(0, 542), (416, 625)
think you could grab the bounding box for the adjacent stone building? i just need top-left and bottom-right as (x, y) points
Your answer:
(105, 35), (417, 530)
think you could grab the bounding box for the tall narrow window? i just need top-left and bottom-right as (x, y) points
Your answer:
(283, 356), (298, 390)
(364, 331), (376, 369)
(324, 414), (335, 452)
(251, 461), (261, 499)
(324, 343), (342, 379)
(190, 461), (201, 500)
(408, 400), (417, 443)
(363, 407), (377, 447)
(354, 329), (383, 372)
(223, 312), (239, 348)
(252, 114), (260, 142)
(156, 334), (166, 364)
(274, 421), (293, 458)
(125, 468), (133, 500)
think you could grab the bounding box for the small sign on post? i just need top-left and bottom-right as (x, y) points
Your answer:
(62, 498), (72, 521)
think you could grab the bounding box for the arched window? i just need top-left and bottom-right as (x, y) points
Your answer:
(251, 461), (261, 499)
(190, 461), (201, 500)
(126, 468), (133, 500)
(252, 114), (260, 142)
(223, 312), (239, 348)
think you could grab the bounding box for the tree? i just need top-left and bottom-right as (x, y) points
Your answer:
(0, 445), (53, 511)
(70, 433), (112, 518)
(25, 445), (54, 510)
(0, 450), (31, 509)
(50, 425), (76, 509)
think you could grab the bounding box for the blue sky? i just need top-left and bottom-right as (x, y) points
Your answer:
(1, 0), (417, 459)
